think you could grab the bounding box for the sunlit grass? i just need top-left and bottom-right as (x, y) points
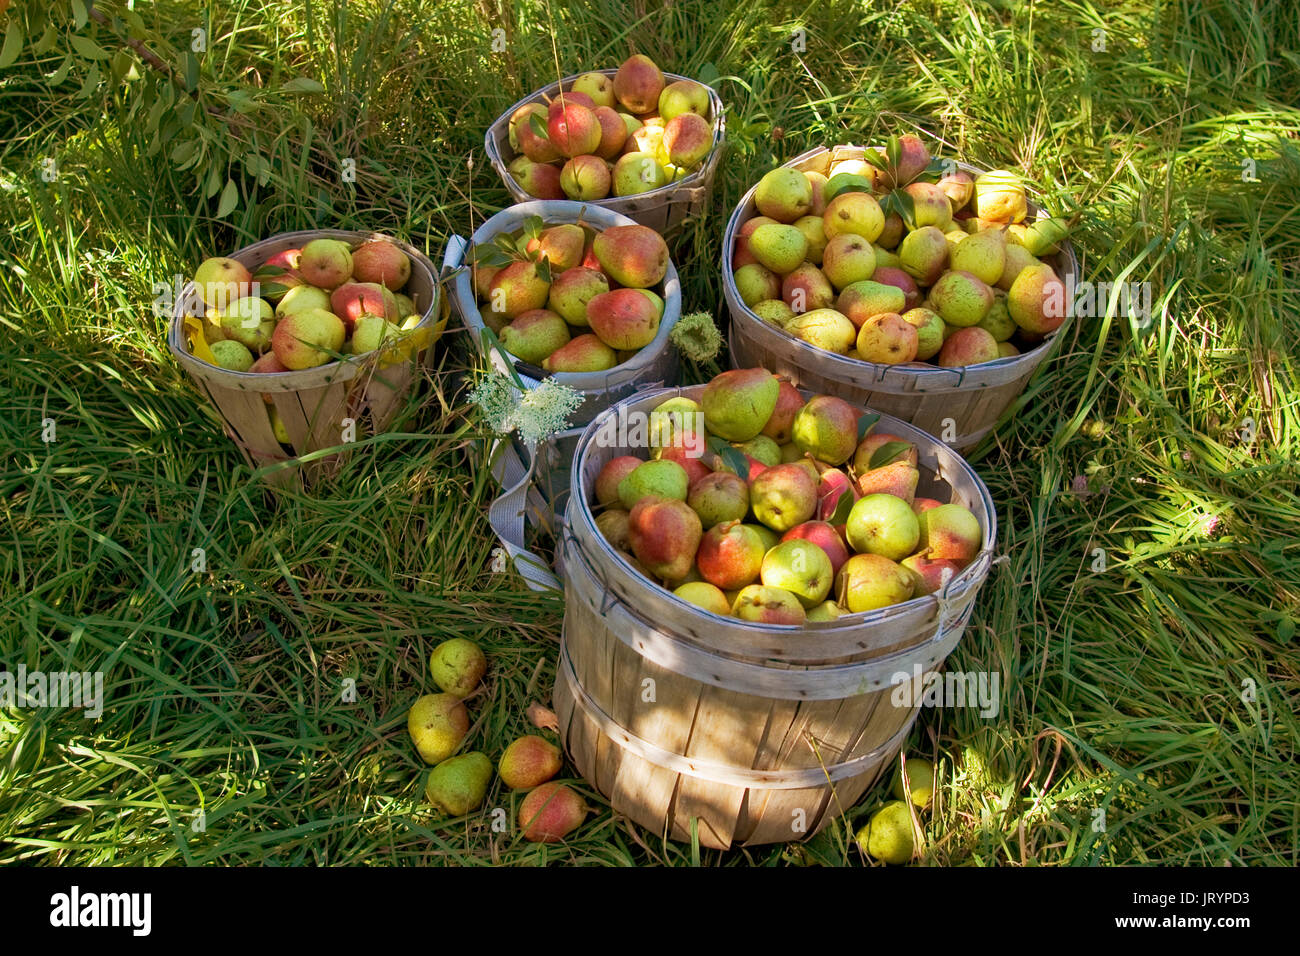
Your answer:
(0, 0), (1296, 866)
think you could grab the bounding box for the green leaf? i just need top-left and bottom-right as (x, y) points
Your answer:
(479, 328), (527, 389)
(1278, 617), (1295, 643)
(828, 486), (856, 526)
(868, 441), (912, 470)
(76, 62), (100, 98)
(493, 234), (517, 253)
(70, 34), (111, 61)
(856, 413), (880, 441)
(0, 18), (24, 70)
(47, 56), (72, 86)
(697, 62), (720, 86)
(71, 0), (90, 29)
(522, 215), (544, 240)
(282, 77), (326, 94)
(886, 135), (901, 173)
(33, 22), (58, 56)
(528, 113), (549, 140)
(856, 150), (887, 170)
(535, 256), (552, 284)
(216, 179), (239, 218)
(183, 51), (199, 92)
(707, 437), (749, 481)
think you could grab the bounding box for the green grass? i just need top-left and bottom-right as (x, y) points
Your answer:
(1, 0), (1297, 866)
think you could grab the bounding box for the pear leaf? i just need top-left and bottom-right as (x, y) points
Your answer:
(856, 149), (887, 170)
(868, 441), (912, 470)
(827, 486), (856, 526)
(528, 112), (550, 141)
(708, 436), (749, 482)
(856, 413), (880, 441)
(886, 135), (901, 174)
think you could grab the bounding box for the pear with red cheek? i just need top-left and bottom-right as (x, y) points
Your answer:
(628, 496), (703, 583)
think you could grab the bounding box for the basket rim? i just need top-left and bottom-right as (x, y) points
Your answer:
(567, 382), (999, 636)
(720, 144), (1080, 388)
(167, 228), (443, 386)
(485, 69), (726, 209)
(443, 200), (682, 390)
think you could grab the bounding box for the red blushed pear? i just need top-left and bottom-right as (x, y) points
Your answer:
(586, 288), (660, 350)
(915, 503), (982, 563)
(695, 520), (767, 590)
(912, 497), (943, 514)
(331, 281), (399, 330)
(901, 554), (964, 596)
(350, 240), (411, 291)
(519, 782), (588, 844)
(782, 521), (850, 576)
(592, 225), (669, 289)
(855, 460), (920, 504)
(732, 585), (807, 625)
(760, 380), (806, 444)
(749, 462), (818, 532)
(548, 103), (602, 158)
(525, 224), (586, 272)
(595, 456), (643, 507)
(853, 432), (918, 472)
(791, 395), (859, 466)
(628, 497), (703, 583)
(488, 260), (551, 319)
(546, 90), (596, 116)
(194, 256), (254, 309)
(654, 444), (711, 486)
(613, 54), (665, 114)
(592, 106), (629, 159)
(732, 215), (779, 269)
(508, 156), (565, 199)
(518, 117), (562, 164)
(298, 238), (354, 290)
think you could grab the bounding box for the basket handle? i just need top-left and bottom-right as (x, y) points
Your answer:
(488, 437), (563, 592)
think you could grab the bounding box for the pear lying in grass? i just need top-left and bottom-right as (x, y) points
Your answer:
(425, 752), (492, 816)
(499, 735), (563, 790)
(429, 638), (487, 698)
(407, 693), (469, 765)
(519, 782), (589, 843)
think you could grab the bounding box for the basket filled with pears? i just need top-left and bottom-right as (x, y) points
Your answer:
(722, 136), (1079, 451)
(168, 230), (445, 487)
(486, 54), (725, 236)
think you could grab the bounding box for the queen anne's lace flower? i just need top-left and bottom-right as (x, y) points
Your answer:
(469, 372), (582, 447)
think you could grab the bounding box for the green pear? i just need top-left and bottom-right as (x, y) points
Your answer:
(977, 294), (1016, 342)
(425, 752), (492, 816)
(950, 228), (1007, 285)
(749, 224), (809, 275)
(701, 368), (779, 441)
(407, 693), (469, 765)
(754, 167), (813, 223)
(429, 638), (487, 697)
(618, 459), (690, 510)
(928, 271), (994, 327)
(209, 339), (254, 371)
(500, 309), (570, 364)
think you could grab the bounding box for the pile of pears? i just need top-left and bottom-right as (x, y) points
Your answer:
(731, 134), (1071, 369)
(471, 216), (670, 373)
(187, 236), (426, 447)
(591, 368), (985, 625)
(504, 54), (717, 201)
(406, 637), (589, 843)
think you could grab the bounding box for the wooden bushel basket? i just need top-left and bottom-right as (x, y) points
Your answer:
(723, 146), (1081, 452)
(552, 384), (998, 849)
(445, 202), (683, 586)
(485, 70), (726, 239)
(168, 229), (446, 489)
